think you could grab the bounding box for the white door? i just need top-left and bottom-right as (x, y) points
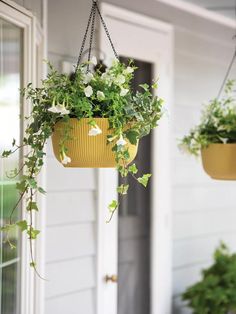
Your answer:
(97, 4), (173, 314)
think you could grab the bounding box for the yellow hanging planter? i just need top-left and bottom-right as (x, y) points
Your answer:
(201, 143), (236, 180)
(51, 118), (139, 168)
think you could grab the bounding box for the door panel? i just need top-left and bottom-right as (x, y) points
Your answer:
(118, 58), (152, 314)
(0, 17), (23, 314)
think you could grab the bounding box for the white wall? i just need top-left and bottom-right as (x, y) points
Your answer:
(172, 26), (236, 314)
(44, 1), (98, 313)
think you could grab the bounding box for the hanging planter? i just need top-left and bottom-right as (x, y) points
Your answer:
(201, 144), (236, 180)
(0, 0), (164, 272)
(52, 118), (138, 167)
(180, 80), (236, 180)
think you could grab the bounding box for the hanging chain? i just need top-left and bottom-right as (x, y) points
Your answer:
(75, 0), (119, 74)
(216, 0), (236, 99)
(75, 1), (96, 73)
(87, 3), (97, 72)
(95, 2), (119, 60)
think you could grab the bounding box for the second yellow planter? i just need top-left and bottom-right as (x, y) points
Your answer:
(51, 118), (138, 168)
(201, 143), (236, 180)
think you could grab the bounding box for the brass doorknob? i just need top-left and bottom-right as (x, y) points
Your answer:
(105, 274), (118, 283)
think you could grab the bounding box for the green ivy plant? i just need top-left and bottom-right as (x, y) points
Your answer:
(0, 57), (164, 271)
(179, 80), (236, 156)
(182, 242), (236, 314)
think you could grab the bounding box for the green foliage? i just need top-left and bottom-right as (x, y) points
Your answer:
(0, 57), (164, 270)
(182, 242), (236, 314)
(179, 80), (236, 156)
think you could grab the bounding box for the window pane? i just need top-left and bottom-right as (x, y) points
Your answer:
(1, 262), (20, 314)
(0, 17), (23, 314)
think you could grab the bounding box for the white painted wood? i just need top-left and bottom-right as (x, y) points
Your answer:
(45, 289), (95, 314)
(174, 209), (236, 240)
(45, 257), (96, 298)
(156, 0), (236, 27)
(96, 169), (118, 314)
(173, 233), (236, 268)
(46, 191), (96, 225)
(98, 4), (173, 314)
(46, 157), (96, 191)
(45, 223), (96, 262)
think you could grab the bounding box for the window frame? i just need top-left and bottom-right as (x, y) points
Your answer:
(0, 2), (46, 314)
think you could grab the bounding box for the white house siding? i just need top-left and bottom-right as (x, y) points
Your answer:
(172, 27), (236, 313)
(44, 1), (97, 313)
(13, 0), (43, 25)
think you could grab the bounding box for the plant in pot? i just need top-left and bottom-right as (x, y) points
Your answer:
(182, 242), (236, 314)
(179, 80), (236, 180)
(0, 57), (164, 271)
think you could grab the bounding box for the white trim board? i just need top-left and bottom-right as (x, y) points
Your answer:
(97, 3), (173, 314)
(156, 0), (236, 28)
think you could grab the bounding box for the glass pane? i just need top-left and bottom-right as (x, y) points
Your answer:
(0, 17), (23, 314)
(1, 262), (20, 314)
(118, 57), (152, 314)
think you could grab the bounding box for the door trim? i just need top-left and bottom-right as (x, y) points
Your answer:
(97, 4), (173, 314)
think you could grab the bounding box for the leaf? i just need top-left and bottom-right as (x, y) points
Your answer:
(117, 184), (129, 195)
(16, 180), (27, 192)
(16, 220), (28, 231)
(108, 200), (118, 213)
(27, 178), (37, 189)
(128, 164), (138, 174)
(30, 262), (36, 268)
(26, 201), (38, 211)
(27, 227), (40, 239)
(1, 150), (12, 158)
(137, 174), (152, 187)
(38, 186), (46, 194)
(125, 130), (139, 145)
(0, 223), (17, 232)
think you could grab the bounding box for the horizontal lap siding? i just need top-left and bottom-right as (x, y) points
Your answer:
(172, 26), (236, 313)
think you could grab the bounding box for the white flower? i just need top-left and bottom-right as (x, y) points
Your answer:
(116, 135), (127, 146)
(48, 106), (59, 113)
(56, 104), (70, 115)
(88, 125), (102, 136)
(61, 153), (71, 165)
(84, 85), (93, 97)
(219, 137), (228, 144)
(48, 104), (70, 115)
(91, 56), (97, 66)
(123, 66), (134, 75)
(83, 72), (93, 84)
(115, 74), (125, 85)
(120, 88), (129, 96)
(97, 91), (105, 101)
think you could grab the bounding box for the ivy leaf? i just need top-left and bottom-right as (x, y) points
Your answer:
(26, 178), (37, 189)
(125, 130), (139, 145)
(27, 227), (40, 239)
(0, 223), (17, 233)
(108, 200), (118, 213)
(117, 184), (129, 195)
(128, 164), (138, 174)
(30, 262), (36, 268)
(1, 150), (12, 158)
(38, 186), (46, 194)
(137, 174), (152, 187)
(16, 180), (27, 192)
(16, 220), (28, 232)
(12, 138), (16, 147)
(26, 201), (38, 211)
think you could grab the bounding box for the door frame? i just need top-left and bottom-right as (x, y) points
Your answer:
(97, 4), (173, 314)
(0, 1), (46, 314)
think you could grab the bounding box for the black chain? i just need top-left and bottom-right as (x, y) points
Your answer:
(87, 3), (97, 72)
(217, 0), (236, 99)
(75, 0), (119, 74)
(95, 2), (119, 60)
(75, 1), (96, 73)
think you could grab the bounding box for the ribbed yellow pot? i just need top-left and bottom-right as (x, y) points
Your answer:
(51, 118), (138, 168)
(201, 144), (236, 180)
